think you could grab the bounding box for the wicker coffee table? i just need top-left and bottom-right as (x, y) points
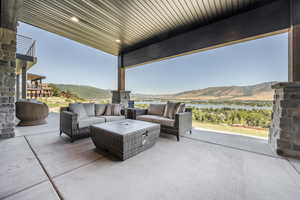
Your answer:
(90, 119), (160, 160)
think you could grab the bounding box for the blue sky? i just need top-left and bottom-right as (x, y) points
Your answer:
(18, 23), (288, 94)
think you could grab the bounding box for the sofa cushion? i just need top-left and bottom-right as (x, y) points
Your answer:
(137, 115), (175, 127)
(95, 104), (107, 116)
(69, 103), (88, 119)
(163, 101), (181, 119)
(83, 103), (95, 116)
(78, 117), (105, 128)
(100, 115), (125, 122)
(148, 104), (165, 116)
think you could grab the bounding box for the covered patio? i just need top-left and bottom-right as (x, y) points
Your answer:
(0, 113), (299, 199)
(1, 0), (300, 199)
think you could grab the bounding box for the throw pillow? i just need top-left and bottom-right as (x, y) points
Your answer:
(105, 104), (113, 116)
(82, 103), (95, 116)
(69, 103), (88, 119)
(176, 103), (186, 114)
(95, 104), (107, 116)
(163, 101), (181, 119)
(148, 104), (166, 116)
(112, 104), (122, 116)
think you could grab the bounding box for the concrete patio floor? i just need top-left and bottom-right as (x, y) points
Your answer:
(1, 113), (300, 200)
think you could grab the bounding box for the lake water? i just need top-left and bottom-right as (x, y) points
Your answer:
(135, 101), (272, 110)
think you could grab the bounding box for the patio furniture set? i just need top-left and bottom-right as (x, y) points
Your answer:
(60, 102), (192, 160)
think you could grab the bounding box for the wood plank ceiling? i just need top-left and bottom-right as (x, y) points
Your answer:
(21, 0), (276, 56)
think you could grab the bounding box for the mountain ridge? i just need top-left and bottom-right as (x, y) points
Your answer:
(52, 81), (276, 101)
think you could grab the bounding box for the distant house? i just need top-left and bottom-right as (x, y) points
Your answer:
(26, 73), (53, 99)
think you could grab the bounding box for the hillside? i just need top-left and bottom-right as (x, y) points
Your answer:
(168, 82), (276, 101)
(52, 84), (111, 100)
(51, 82), (276, 101)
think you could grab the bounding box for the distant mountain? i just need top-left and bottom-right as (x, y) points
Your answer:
(52, 84), (111, 100)
(52, 82), (276, 101)
(166, 82), (276, 101)
(133, 82), (276, 101)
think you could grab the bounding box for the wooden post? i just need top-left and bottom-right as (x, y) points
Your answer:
(21, 62), (27, 99)
(288, 0), (300, 82)
(118, 55), (125, 91)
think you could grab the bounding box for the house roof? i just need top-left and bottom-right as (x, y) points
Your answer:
(27, 73), (46, 81)
(20, 0), (276, 56)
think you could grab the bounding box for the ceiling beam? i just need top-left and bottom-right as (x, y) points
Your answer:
(122, 0), (291, 68)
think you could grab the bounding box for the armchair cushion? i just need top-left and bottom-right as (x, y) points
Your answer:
(137, 115), (175, 127)
(148, 104), (165, 116)
(95, 104), (107, 116)
(78, 117), (105, 128)
(69, 103), (88, 119)
(83, 103), (95, 116)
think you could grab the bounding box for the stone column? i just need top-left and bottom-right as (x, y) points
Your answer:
(112, 54), (131, 106)
(0, 28), (17, 138)
(111, 90), (131, 106)
(21, 63), (27, 99)
(0, 0), (23, 138)
(16, 74), (20, 100)
(269, 83), (300, 158)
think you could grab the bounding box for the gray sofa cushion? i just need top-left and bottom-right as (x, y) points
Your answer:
(100, 115), (125, 122)
(95, 104), (107, 116)
(78, 117), (105, 128)
(148, 104), (165, 116)
(69, 103), (88, 119)
(137, 115), (175, 127)
(83, 103), (95, 116)
(163, 101), (181, 119)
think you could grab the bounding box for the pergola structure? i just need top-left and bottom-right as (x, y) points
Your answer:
(0, 0), (300, 157)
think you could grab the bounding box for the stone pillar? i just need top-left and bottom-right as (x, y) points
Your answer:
(112, 54), (131, 106)
(16, 74), (20, 100)
(0, 0), (23, 138)
(111, 90), (131, 107)
(21, 63), (27, 99)
(269, 83), (300, 158)
(0, 28), (17, 138)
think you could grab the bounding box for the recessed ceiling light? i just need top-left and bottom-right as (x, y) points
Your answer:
(116, 39), (121, 43)
(71, 17), (79, 22)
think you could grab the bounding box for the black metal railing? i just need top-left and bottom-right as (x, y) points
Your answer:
(16, 34), (36, 57)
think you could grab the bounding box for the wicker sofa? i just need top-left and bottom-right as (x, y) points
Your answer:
(134, 103), (192, 141)
(60, 103), (125, 142)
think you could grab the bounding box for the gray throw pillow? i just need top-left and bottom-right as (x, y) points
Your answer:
(95, 104), (107, 116)
(163, 101), (181, 119)
(112, 104), (122, 116)
(148, 104), (166, 116)
(176, 103), (186, 114)
(83, 103), (95, 116)
(69, 103), (88, 119)
(105, 104), (113, 116)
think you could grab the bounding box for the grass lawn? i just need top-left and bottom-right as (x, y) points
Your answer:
(192, 121), (268, 138)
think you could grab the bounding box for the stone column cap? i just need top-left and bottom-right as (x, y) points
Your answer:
(111, 90), (131, 93)
(272, 82), (300, 89)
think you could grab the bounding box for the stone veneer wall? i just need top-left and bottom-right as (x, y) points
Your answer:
(269, 82), (300, 158)
(111, 90), (131, 107)
(0, 28), (16, 138)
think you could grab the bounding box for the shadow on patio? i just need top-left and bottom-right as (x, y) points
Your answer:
(1, 113), (300, 200)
